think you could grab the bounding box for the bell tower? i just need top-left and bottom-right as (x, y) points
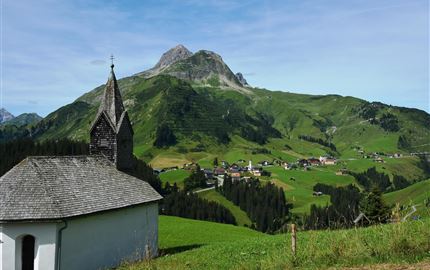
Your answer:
(89, 59), (134, 170)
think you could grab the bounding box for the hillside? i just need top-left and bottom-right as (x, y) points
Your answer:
(384, 179), (430, 217)
(9, 45), (430, 189)
(118, 216), (430, 270)
(30, 48), (429, 148)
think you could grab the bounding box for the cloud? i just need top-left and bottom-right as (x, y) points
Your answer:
(90, 60), (106, 66)
(243, 72), (256, 77)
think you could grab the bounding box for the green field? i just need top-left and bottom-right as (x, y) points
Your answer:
(118, 216), (430, 270)
(384, 179), (430, 217)
(265, 166), (356, 214)
(157, 216), (263, 249)
(158, 169), (190, 188)
(198, 189), (252, 226)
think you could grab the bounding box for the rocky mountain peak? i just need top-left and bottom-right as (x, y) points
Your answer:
(0, 108), (14, 123)
(153, 44), (193, 70)
(235, 72), (249, 87)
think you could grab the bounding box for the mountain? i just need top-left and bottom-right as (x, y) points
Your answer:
(138, 46), (246, 90)
(7, 45), (430, 176)
(0, 108), (14, 123)
(1, 113), (42, 127)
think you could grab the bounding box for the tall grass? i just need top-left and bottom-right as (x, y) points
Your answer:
(117, 218), (430, 270)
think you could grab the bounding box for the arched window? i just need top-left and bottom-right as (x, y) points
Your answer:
(21, 235), (35, 270)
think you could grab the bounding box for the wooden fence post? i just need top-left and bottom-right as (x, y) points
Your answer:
(291, 223), (297, 256)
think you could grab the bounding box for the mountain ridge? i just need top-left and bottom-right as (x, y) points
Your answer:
(1, 113), (43, 127)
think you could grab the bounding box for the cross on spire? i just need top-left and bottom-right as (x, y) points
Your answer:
(110, 54), (115, 69)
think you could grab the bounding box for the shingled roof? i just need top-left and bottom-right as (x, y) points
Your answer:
(0, 156), (162, 222)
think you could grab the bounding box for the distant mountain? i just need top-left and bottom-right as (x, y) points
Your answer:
(4, 45), (430, 175)
(3, 113), (42, 127)
(138, 45), (246, 90)
(0, 108), (14, 123)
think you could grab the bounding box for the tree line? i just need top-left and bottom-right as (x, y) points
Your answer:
(161, 190), (237, 225)
(305, 184), (362, 230)
(306, 183), (390, 230)
(183, 165), (207, 191)
(349, 167), (414, 192)
(0, 138), (89, 176)
(298, 135), (337, 152)
(350, 167), (391, 192)
(218, 177), (290, 233)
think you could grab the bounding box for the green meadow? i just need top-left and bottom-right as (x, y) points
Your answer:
(118, 216), (430, 270)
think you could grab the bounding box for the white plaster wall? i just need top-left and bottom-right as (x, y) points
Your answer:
(0, 222), (58, 270)
(60, 202), (158, 270)
(0, 226), (3, 270)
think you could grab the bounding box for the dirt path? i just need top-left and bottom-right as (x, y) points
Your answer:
(194, 186), (215, 193)
(335, 260), (430, 270)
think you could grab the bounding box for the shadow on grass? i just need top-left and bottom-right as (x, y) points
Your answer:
(159, 244), (204, 256)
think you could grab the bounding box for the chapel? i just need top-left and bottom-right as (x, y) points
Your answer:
(0, 64), (162, 270)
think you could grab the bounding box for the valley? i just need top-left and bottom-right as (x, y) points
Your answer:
(2, 44), (429, 221)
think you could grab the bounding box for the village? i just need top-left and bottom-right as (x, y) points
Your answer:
(155, 155), (338, 183)
(152, 148), (413, 201)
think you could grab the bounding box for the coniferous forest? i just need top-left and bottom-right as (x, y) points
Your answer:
(305, 184), (361, 230)
(218, 177), (290, 233)
(0, 138), (89, 176)
(161, 190), (237, 225)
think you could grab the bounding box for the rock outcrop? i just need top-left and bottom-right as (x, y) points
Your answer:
(235, 72), (249, 86)
(0, 108), (14, 123)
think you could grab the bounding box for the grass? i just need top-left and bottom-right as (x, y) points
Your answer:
(198, 189), (252, 226)
(158, 169), (190, 187)
(149, 151), (189, 168)
(158, 215), (262, 249)
(266, 166), (356, 214)
(118, 216), (430, 270)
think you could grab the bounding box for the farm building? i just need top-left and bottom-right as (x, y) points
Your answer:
(319, 156), (337, 165)
(0, 65), (162, 270)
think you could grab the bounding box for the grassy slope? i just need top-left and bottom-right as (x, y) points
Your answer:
(119, 216), (430, 270)
(384, 179), (430, 217)
(198, 189), (252, 226)
(30, 73), (429, 217)
(266, 166), (356, 214)
(32, 74), (428, 181)
(157, 216), (262, 249)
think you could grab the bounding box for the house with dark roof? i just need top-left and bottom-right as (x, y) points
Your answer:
(0, 64), (162, 270)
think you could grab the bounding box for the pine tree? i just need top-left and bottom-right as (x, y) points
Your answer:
(213, 157), (219, 167)
(359, 186), (390, 224)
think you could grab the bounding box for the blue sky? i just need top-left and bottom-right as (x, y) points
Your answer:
(2, 0), (429, 116)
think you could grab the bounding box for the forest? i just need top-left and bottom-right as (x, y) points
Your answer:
(161, 190), (237, 225)
(0, 138), (89, 176)
(218, 177), (290, 233)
